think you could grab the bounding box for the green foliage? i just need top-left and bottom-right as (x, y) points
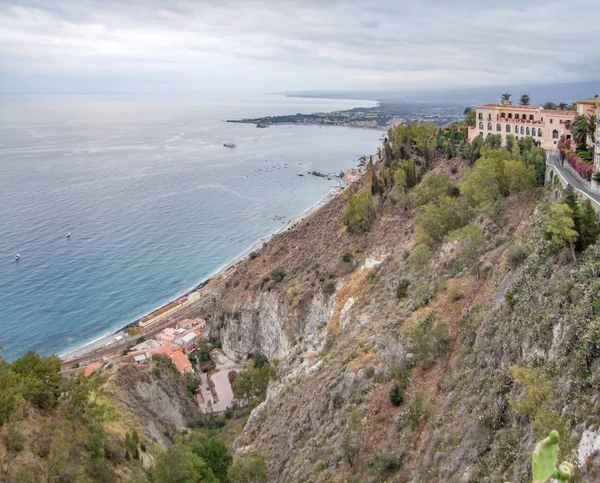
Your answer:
(460, 149), (512, 221)
(342, 252), (354, 263)
(563, 188), (599, 251)
(506, 244), (527, 268)
(366, 449), (404, 477)
(404, 396), (423, 429)
(323, 279), (336, 296)
(387, 121), (438, 167)
(446, 223), (486, 278)
(389, 383), (404, 406)
(463, 107), (476, 127)
(414, 171), (453, 206)
(508, 366), (566, 441)
(269, 267), (286, 283)
(520, 94), (530, 105)
(232, 361), (274, 405)
(546, 203), (578, 262)
(190, 434), (232, 482)
(11, 351), (62, 410)
(152, 444), (217, 483)
(416, 195), (470, 242)
(396, 279), (410, 300)
(343, 188), (374, 234)
(407, 244), (433, 272)
(531, 431), (574, 482)
(405, 313), (450, 362)
(227, 453), (268, 483)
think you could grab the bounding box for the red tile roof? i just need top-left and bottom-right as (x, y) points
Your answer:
(171, 349), (192, 373)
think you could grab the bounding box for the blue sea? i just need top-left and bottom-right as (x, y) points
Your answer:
(0, 95), (382, 361)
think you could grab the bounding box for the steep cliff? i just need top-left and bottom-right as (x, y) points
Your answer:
(193, 145), (600, 481)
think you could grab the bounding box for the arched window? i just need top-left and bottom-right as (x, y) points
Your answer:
(515, 114), (519, 120)
(487, 123), (492, 130)
(529, 114), (534, 120)
(496, 123), (501, 132)
(479, 122), (484, 129)
(538, 128), (543, 137)
(520, 126), (524, 134)
(552, 129), (559, 139)
(526, 127), (530, 136)
(506, 125), (511, 133)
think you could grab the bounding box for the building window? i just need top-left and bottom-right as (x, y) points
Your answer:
(529, 114), (534, 120)
(479, 122), (484, 129)
(520, 126), (524, 134)
(552, 129), (559, 139)
(538, 128), (543, 137)
(500, 113), (506, 118)
(526, 127), (530, 136)
(541, 117), (544, 122)
(515, 113), (520, 120)
(487, 123), (492, 130)
(496, 123), (501, 132)
(487, 114), (491, 120)
(508, 113), (513, 119)
(550, 119), (553, 124)
(478, 113), (483, 119)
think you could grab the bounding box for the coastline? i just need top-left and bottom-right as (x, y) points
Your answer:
(59, 184), (344, 362)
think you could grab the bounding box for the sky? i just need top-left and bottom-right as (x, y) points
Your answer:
(0, 0), (599, 95)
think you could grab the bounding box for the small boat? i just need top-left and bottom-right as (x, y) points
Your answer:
(15, 254), (20, 260)
(223, 142), (237, 148)
(66, 232), (71, 238)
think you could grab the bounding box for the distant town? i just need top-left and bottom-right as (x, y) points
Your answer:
(227, 102), (465, 129)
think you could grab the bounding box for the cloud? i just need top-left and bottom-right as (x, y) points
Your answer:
(0, 0), (598, 94)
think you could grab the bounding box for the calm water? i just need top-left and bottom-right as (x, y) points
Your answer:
(0, 95), (382, 361)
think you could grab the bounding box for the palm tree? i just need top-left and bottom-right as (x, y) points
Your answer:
(557, 102), (569, 110)
(501, 93), (511, 102)
(520, 94), (530, 105)
(570, 114), (596, 149)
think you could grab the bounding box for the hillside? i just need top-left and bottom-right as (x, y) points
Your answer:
(1, 122), (599, 482)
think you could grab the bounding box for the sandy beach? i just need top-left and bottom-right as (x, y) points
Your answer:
(60, 184), (344, 363)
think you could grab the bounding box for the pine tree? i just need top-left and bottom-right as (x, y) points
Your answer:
(577, 200), (599, 250)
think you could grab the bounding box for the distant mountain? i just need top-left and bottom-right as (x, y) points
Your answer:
(286, 80), (600, 105)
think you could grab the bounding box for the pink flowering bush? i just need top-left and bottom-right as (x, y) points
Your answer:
(566, 151), (594, 181)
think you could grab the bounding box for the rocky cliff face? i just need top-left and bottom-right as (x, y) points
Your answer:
(106, 362), (199, 445)
(208, 291), (334, 362)
(193, 155), (600, 482)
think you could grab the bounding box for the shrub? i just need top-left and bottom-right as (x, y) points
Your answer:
(367, 450), (404, 477)
(342, 252), (354, 263)
(506, 244), (527, 268)
(396, 279), (410, 299)
(332, 392), (343, 410)
(407, 244), (433, 272)
(389, 383), (403, 406)
(413, 283), (435, 309)
(269, 267), (286, 282)
(414, 171), (453, 206)
(343, 188), (374, 234)
(404, 396), (423, 429)
(249, 251), (259, 259)
(323, 280), (336, 296)
(447, 283), (462, 301)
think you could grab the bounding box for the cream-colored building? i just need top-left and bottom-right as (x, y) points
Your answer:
(468, 99), (575, 150)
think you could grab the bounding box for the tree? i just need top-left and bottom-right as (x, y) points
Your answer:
(546, 203), (578, 263)
(414, 171), (453, 206)
(501, 93), (511, 102)
(460, 149), (511, 221)
(343, 188), (374, 234)
(520, 94), (530, 105)
(152, 444), (217, 483)
(505, 159), (536, 195)
(570, 114), (592, 149)
(190, 435), (232, 482)
(446, 224), (486, 279)
(576, 200), (599, 250)
(463, 107), (476, 127)
(407, 244), (433, 271)
(389, 384), (403, 406)
(543, 102), (557, 110)
(227, 453), (268, 483)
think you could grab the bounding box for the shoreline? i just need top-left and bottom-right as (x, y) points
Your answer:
(59, 184), (344, 362)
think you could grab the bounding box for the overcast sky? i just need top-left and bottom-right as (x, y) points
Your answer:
(1, 0), (599, 95)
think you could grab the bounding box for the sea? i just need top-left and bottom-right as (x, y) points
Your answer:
(0, 95), (383, 361)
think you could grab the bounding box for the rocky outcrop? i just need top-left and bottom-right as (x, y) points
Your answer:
(208, 290), (334, 362)
(106, 363), (198, 445)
